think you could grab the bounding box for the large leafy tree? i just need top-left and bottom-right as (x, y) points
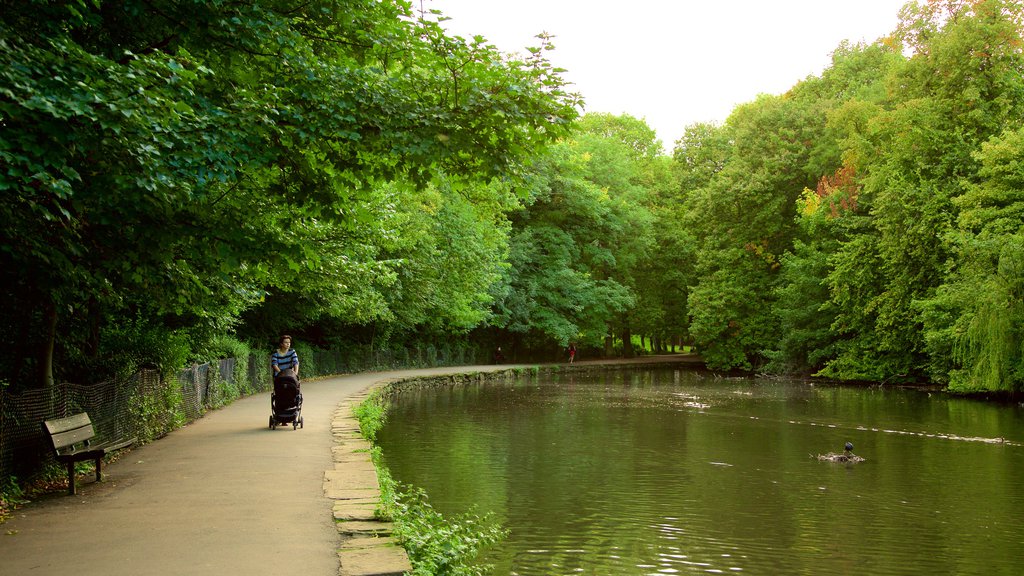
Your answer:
(768, 42), (902, 374)
(922, 127), (1024, 391)
(573, 114), (659, 355)
(823, 0), (1024, 382)
(681, 91), (828, 370)
(489, 140), (634, 352)
(0, 0), (578, 386)
(489, 114), (664, 355)
(383, 177), (517, 335)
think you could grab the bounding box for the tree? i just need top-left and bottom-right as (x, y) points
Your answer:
(0, 0), (579, 387)
(573, 114), (659, 356)
(768, 41), (900, 376)
(489, 140), (634, 353)
(681, 92), (827, 370)
(823, 0), (1024, 382)
(922, 127), (1024, 391)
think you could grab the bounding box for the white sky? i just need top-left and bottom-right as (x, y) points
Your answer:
(425, 0), (910, 150)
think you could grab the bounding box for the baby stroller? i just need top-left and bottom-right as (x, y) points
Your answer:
(269, 369), (303, 430)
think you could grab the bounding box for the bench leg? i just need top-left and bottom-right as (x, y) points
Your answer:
(67, 461), (77, 496)
(95, 456), (103, 483)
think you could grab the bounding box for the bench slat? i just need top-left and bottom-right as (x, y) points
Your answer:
(54, 447), (104, 461)
(43, 413), (93, 435)
(87, 437), (137, 453)
(47, 424), (96, 451)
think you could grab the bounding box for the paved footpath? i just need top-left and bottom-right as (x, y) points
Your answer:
(0, 364), (537, 576)
(0, 356), (698, 575)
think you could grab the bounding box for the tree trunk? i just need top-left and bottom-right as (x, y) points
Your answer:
(87, 297), (101, 358)
(42, 297), (57, 389)
(622, 326), (634, 358)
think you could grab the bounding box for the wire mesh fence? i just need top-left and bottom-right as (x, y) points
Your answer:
(0, 357), (263, 485)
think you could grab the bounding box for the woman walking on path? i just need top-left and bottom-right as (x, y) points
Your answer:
(272, 334), (300, 380)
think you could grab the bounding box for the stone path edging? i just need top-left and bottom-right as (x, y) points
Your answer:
(328, 384), (412, 576)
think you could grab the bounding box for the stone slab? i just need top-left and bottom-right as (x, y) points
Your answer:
(334, 437), (373, 452)
(333, 500), (379, 521)
(326, 488), (380, 501)
(325, 468), (379, 490)
(338, 536), (410, 576)
(337, 520), (395, 536)
(332, 449), (375, 464)
(341, 536), (400, 550)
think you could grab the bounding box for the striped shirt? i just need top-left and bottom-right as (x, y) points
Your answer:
(271, 349), (299, 374)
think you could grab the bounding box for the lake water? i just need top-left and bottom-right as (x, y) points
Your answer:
(375, 367), (1024, 575)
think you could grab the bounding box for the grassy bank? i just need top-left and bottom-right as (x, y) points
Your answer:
(353, 384), (507, 576)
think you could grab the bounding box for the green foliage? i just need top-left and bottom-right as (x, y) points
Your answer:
(770, 167), (863, 375)
(7, 0), (1024, 394)
(0, 475), (28, 522)
(197, 335), (252, 363)
(492, 141), (626, 346)
(577, 112), (664, 160)
(682, 92), (827, 370)
(819, 0), (1024, 386)
(1, 0), (578, 387)
(952, 237), (1024, 392)
(381, 177), (514, 334)
(353, 389), (388, 442)
(61, 316), (191, 384)
(923, 126), (1024, 391)
(128, 376), (187, 442)
(392, 484), (508, 576)
(673, 122), (731, 198)
(189, 336), (255, 405)
(490, 114), (668, 352)
(770, 240), (835, 373)
(650, 0), (1024, 391)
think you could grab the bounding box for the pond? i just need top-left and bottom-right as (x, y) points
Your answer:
(375, 367), (1024, 575)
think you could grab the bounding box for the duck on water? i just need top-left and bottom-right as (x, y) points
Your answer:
(816, 441), (866, 463)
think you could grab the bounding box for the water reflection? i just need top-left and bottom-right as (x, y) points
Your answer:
(376, 368), (1024, 575)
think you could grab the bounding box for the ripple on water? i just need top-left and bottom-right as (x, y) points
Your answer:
(381, 369), (1024, 576)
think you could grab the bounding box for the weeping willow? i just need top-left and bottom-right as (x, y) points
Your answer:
(953, 235), (1024, 392)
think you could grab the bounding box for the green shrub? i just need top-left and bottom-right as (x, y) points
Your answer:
(291, 340), (317, 378)
(353, 390), (388, 442)
(392, 485), (507, 576)
(63, 316), (191, 383)
(0, 475), (28, 522)
(129, 377), (187, 442)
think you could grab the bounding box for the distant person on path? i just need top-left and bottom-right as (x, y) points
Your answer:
(568, 343), (576, 363)
(493, 346), (505, 364)
(272, 334), (299, 380)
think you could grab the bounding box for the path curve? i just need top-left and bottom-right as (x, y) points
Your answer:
(0, 356), (699, 575)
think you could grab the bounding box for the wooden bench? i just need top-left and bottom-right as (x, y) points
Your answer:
(41, 413), (136, 495)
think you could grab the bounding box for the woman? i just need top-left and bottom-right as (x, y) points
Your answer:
(271, 334), (299, 380)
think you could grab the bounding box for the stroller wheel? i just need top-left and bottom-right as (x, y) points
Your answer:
(299, 417), (304, 429)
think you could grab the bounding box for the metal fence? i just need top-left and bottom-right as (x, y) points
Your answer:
(0, 343), (484, 486)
